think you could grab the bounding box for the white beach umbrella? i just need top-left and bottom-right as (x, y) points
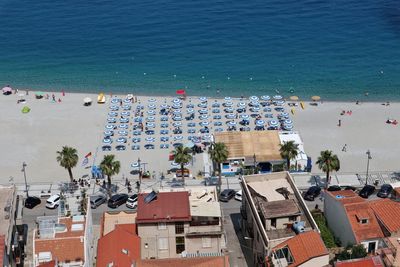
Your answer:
(284, 119), (293, 124)
(261, 95), (270, 101)
(83, 97), (92, 104)
(249, 96), (259, 102)
(199, 115), (209, 120)
(275, 100), (285, 106)
(225, 101), (233, 107)
(227, 121), (236, 126)
(283, 124), (293, 130)
(199, 96), (208, 102)
(172, 98), (181, 104)
(256, 120), (265, 126)
(224, 96), (232, 101)
(148, 98), (157, 103)
(238, 102), (246, 107)
(280, 112), (289, 118)
(273, 95), (283, 100)
(269, 120), (279, 126)
(240, 114), (250, 119)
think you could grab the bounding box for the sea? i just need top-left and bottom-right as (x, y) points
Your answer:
(0, 0), (400, 101)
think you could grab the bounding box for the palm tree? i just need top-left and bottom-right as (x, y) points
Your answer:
(100, 154), (121, 186)
(279, 141), (299, 171)
(173, 146), (192, 185)
(209, 142), (229, 192)
(56, 146), (79, 182)
(316, 150), (340, 188)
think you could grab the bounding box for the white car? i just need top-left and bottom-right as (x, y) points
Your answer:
(126, 194), (138, 209)
(234, 190), (242, 201)
(46, 194), (60, 209)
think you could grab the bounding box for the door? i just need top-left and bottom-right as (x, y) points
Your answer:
(368, 242), (376, 253)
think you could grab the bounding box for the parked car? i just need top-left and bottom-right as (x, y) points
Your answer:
(359, 185), (375, 198)
(327, 185), (341, 192)
(90, 195), (107, 209)
(219, 189), (236, 202)
(108, 194), (129, 208)
(115, 145), (126, 151)
(102, 145), (112, 151)
(24, 196), (41, 209)
(377, 184), (393, 198)
(46, 194), (60, 209)
(235, 190), (242, 201)
(303, 186), (321, 201)
(126, 194), (138, 209)
(205, 177), (219, 186)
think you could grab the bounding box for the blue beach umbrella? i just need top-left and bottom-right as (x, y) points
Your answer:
(240, 114), (250, 119)
(249, 96), (259, 102)
(280, 112), (289, 118)
(284, 119), (293, 124)
(273, 95), (283, 100)
(148, 104), (156, 109)
(160, 104), (169, 109)
(238, 102), (246, 107)
(199, 114), (209, 120)
(283, 124), (293, 130)
(225, 101), (233, 107)
(261, 95), (271, 101)
(224, 96), (232, 101)
(269, 120), (279, 126)
(275, 100), (285, 106)
(256, 120), (265, 126)
(199, 96), (208, 102)
(172, 103), (181, 109)
(148, 98), (157, 103)
(227, 121), (236, 126)
(172, 98), (181, 104)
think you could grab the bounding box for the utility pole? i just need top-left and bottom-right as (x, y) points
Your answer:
(365, 150), (372, 185)
(22, 162), (29, 197)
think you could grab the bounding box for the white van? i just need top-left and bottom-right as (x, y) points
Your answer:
(234, 190), (242, 201)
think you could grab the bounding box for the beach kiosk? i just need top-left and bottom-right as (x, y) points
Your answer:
(213, 131), (285, 175)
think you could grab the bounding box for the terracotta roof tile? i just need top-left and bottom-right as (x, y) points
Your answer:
(35, 237), (84, 263)
(344, 202), (384, 242)
(138, 256), (229, 267)
(38, 260), (56, 267)
(369, 199), (400, 233)
(96, 224), (140, 267)
(136, 192), (191, 223)
(335, 255), (384, 267)
(273, 231), (328, 266)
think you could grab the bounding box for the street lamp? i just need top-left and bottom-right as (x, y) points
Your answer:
(21, 162), (29, 197)
(365, 150), (372, 185)
(138, 157), (142, 191)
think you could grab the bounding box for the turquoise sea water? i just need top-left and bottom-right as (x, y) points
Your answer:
(0, 0), (400, 100)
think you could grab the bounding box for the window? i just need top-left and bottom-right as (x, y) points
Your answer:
(176, 237), (185, 254)
(289, 216), (297, 222)
(361, 219), (368, 224)
(271, 218), (277, 228)
(202, 237), (212, 248)
(158, 237), (168, 250)
(158, 222), (167, 230)
(175, 222), (184, 234)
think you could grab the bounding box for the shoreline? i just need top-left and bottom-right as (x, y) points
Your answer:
(5, 87), (399, 104)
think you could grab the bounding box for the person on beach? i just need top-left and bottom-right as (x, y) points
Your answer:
(342, 144), (347, 152)
(338, 119), (341, 127)
(61, 90), (65, 96)
(52, 94), (55, 102)
(26, 89), (29, 95)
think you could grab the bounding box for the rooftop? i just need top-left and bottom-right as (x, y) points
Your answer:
(137, 256), (229, 267)
(136, 191), (191, 223)
(101, 211), (137, 236)
(274, 231), (328, 267)
(326, 190), (365, 205)
(34, 216), (86, 264)
(369, 198), (400, 233)
(261, 199), (300, 219)
(96, 224), (140, 267)
(214, 131), (282, 163)
(0, 235), (4, 267)
(344, 202), (384, 242)
(243, 172), (317, 240)
(335, 255), (384, 267)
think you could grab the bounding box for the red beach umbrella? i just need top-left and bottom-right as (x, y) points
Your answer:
(176, 89), (186, 95)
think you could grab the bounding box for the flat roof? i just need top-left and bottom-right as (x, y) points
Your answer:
(247, 178), (293, 202)
(214, 131), (282, 163)
(102, 211), (137, 236)
(0, 187), (15, 237)
(190, 201), (221, 217)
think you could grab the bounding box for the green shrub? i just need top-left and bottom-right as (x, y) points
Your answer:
(312, 213), (336, 248)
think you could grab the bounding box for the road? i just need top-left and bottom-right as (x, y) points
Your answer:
(221, 199), (251, 267)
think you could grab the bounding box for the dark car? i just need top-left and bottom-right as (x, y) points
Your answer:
(377, 184), (393, 198)
(24, 196), (41, 209)
(303, 186), (321, 201)
(108, 194), (129, 208)
(327, 185), (341, 192)
(102, 145), (112, 151)
(359, 185), (375, 198)
(219, 189), (236, 202)
(205, 177), (219, 186)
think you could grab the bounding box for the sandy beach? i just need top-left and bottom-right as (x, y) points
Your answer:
(0, 91), (399, 185)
